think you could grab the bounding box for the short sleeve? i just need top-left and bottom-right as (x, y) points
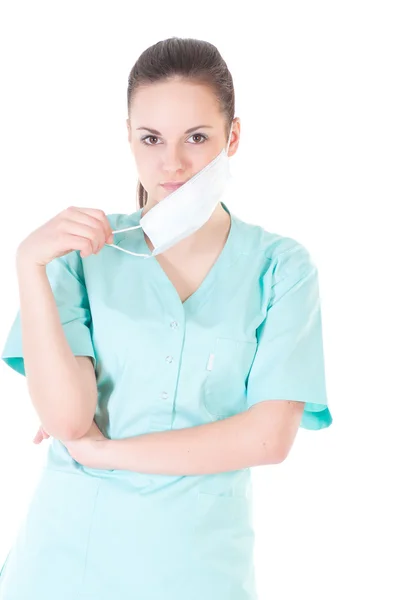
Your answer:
(246, 242), (332, 430)
(1, 251), (96, 376)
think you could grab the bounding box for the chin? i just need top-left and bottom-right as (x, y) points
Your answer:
(146, 195), (164, 209)
(158, 190), (174, 200)
(145, 186), (174, 207)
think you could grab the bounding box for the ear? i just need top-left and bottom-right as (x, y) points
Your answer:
(229, 117), (241, 157)
(126, 118), (131, 144)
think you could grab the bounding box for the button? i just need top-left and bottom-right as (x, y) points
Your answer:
(161, 391), (169, 400)
(165, 356), (173, 363)
(170, 321), (178, 329)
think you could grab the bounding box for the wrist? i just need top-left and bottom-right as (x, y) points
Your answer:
(15, 240), (47, 270)
(16, 254), (47, 277)
(98, 439), (114, 470)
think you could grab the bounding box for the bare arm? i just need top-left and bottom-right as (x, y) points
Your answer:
(70, 399), (305, 474)
(17, 260), (97, 441)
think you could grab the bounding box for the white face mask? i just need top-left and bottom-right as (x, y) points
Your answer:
(106, 123), (234, 258)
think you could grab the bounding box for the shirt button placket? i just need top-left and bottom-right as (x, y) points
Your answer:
(162, 320), (178, 400)
(149, 315), (184, 433)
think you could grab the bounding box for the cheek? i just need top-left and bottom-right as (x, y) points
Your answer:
(133, 148), (158, 185)
(193, 143), (223, 172)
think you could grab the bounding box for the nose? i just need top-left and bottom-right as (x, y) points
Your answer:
(161, 145), (185, 173)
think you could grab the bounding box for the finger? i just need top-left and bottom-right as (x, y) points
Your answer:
(74, 207), (113, 240)
(58, 233), (96, 258)
(86, 209), (113, 240)
(60, 221), (105, 254)
(62, 207), (110, 249)
(65, 218), (106, 253)
(33, 430), (43, 444)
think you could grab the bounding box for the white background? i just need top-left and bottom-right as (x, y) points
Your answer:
(0, 1), (397, 598)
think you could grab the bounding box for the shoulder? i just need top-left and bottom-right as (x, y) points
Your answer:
(232, 212), (315, 276)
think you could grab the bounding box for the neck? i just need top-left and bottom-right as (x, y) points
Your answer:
(143, 202), (230, 256)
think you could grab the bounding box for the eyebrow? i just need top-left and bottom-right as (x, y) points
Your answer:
(136, 125), (214, 135)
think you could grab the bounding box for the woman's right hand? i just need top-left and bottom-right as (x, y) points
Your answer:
(16, 206), (114, 268)
(33, 425), (50, 444)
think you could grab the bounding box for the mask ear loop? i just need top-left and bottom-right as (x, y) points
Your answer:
(111, 225), (142, 234)
(226, 123), (233, 154)
(105, 225), (152, 258)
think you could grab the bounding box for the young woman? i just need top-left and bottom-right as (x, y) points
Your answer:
(0, 37), (332, 600)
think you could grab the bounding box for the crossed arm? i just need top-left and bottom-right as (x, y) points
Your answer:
(59, 399), (305, 475)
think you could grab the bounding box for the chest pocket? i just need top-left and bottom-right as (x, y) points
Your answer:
(203, 337), (257, 419)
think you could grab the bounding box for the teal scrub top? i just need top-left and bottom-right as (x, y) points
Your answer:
(0, 202), (332, 600)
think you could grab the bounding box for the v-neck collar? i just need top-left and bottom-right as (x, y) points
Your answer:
(137, 202), (237, 312)
(109, 202), (233, 311)
(111, 202), (243, 315)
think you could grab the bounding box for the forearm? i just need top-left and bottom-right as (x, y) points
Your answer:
(16, 259), (95, 440)
(102, 410), (279, 475)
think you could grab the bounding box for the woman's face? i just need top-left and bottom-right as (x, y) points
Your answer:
(126, 78), (240, 210)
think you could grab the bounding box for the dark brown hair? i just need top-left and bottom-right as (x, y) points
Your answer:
(127, 37), (235, 209)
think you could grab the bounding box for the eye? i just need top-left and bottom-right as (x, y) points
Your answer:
(188, 133), (208, 144)
(140, 135), (161, 146)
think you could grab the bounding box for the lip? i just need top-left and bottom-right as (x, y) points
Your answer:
(161, 182), (186, 191)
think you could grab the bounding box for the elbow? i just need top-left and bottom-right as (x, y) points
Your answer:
(273, 436), (296, 463)
(258, 441), (290, 465)
(42, 420), (87, 442)
(272, 445), (289, 464)
(33, 389), (97, 441)
(60, 424), (91, 442)
(41, 410), (94, 442)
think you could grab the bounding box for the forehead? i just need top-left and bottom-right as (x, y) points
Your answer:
(129, 79), (222, 131)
